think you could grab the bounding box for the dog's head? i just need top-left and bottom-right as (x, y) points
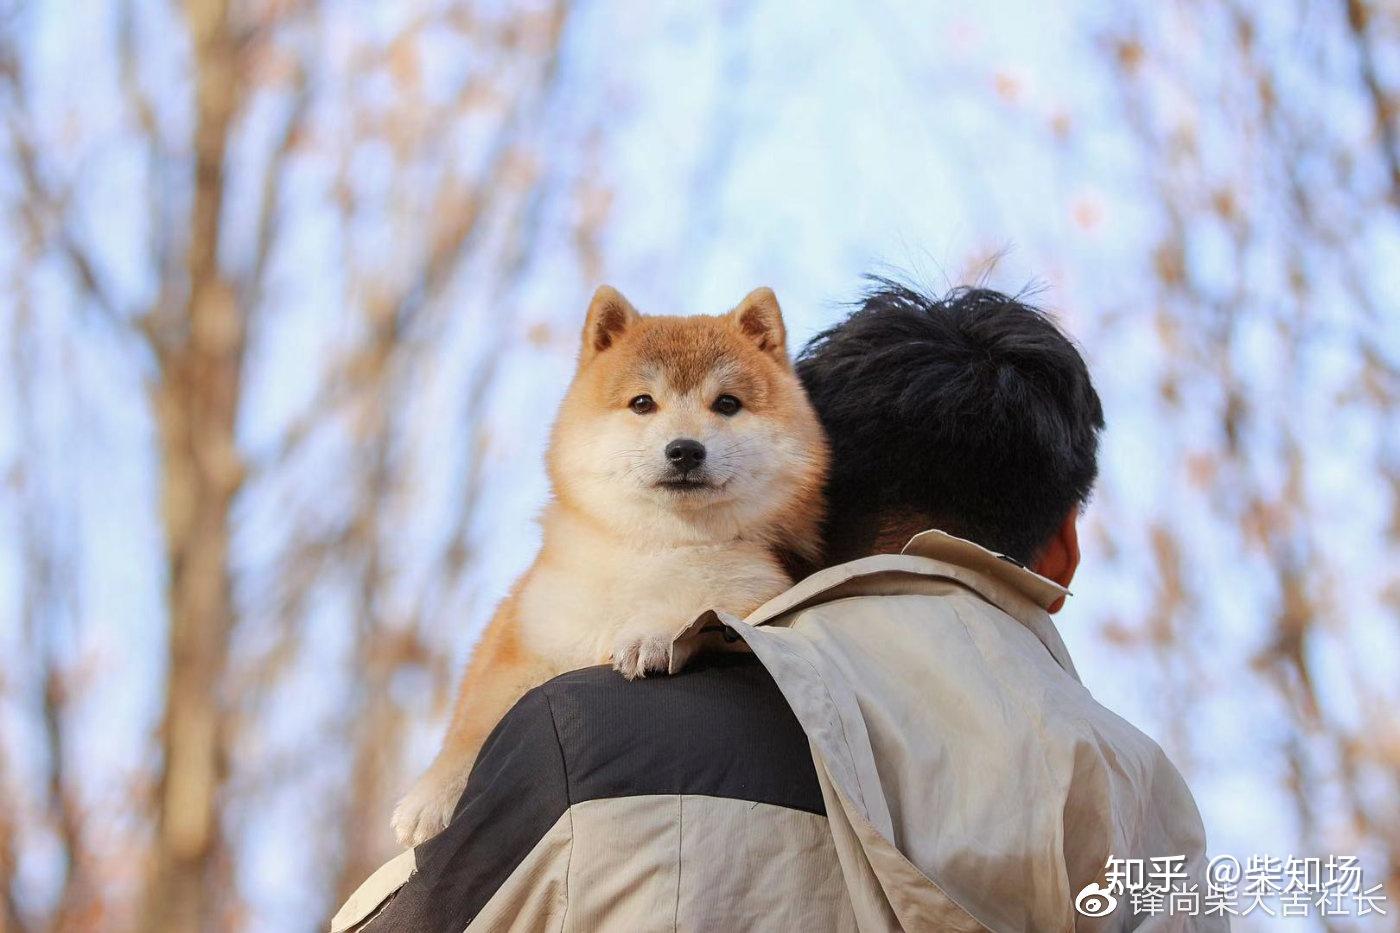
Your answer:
(549, 286), (827, 550)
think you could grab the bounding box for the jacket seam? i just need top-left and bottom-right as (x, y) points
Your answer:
(558, 805), (575, 931)
(745, 624), (875, 816)
(539, 686), (573, 805)
(945, 596), (1069, 929)
(541, 687), (575, 930)
(774, 599), (1001, 931)
(673, 795), (682, 931)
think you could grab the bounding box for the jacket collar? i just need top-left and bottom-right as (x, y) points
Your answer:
(736, 529), (1079, 679)
(898, 529), (1069, 609)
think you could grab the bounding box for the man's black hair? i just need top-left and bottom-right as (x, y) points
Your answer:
(796, 279), (1104, 564)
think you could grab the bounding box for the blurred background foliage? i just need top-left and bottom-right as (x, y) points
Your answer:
(0, 0), (1396, 929)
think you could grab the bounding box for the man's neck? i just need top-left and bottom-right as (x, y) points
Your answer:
(821, 510), (938, 567)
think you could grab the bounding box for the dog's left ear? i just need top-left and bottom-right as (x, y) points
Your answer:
(727, 287), (788, 364)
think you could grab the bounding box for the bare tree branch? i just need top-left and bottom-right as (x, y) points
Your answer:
(1345, 0), (1400, 205)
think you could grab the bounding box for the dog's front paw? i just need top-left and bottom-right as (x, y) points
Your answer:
(611, 632), (673, 680)
(392, 767), (469, 847)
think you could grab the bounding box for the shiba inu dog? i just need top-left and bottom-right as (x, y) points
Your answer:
(392, 285), (828, 846)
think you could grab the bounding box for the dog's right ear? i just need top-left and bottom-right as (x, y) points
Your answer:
(579, 285), (640, 367)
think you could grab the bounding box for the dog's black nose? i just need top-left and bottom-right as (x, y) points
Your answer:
(665, 438), (706, 471)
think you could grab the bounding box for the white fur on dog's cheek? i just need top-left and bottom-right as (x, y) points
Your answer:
(699, 411), (820, 528)
(703, 415), (784, 488)
(553, 409), (680, 527)
(558, 412), (655, 483)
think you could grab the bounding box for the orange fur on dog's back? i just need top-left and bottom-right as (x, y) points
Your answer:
(392, 286), (828, 846)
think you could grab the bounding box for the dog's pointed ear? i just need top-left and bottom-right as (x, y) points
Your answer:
(727, 287), (788, 364)
(580, 285), (640, 366)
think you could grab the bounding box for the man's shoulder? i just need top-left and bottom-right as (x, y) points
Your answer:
(351, 654), (826, 933)
(527, 652), (824, 815)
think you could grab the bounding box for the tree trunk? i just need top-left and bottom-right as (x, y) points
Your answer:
(142, 0), (243, 928)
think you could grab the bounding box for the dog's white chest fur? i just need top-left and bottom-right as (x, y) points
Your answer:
(517, 508), (789, 675)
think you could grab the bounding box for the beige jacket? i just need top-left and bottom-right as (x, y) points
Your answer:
(335, 531), (1220, 932)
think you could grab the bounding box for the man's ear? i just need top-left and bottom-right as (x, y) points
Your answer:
(579, 285), (640, 367)
(726, 287), (788, 364)
(1032, 510), (1081, 614)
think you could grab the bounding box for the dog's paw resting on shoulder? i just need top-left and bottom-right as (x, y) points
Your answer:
(610, 630), (673, 680)
(391, 764), (469, 847)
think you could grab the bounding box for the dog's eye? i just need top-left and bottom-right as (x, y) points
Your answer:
(629, 394), (655, 414)
(712, 395), (742, 416)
